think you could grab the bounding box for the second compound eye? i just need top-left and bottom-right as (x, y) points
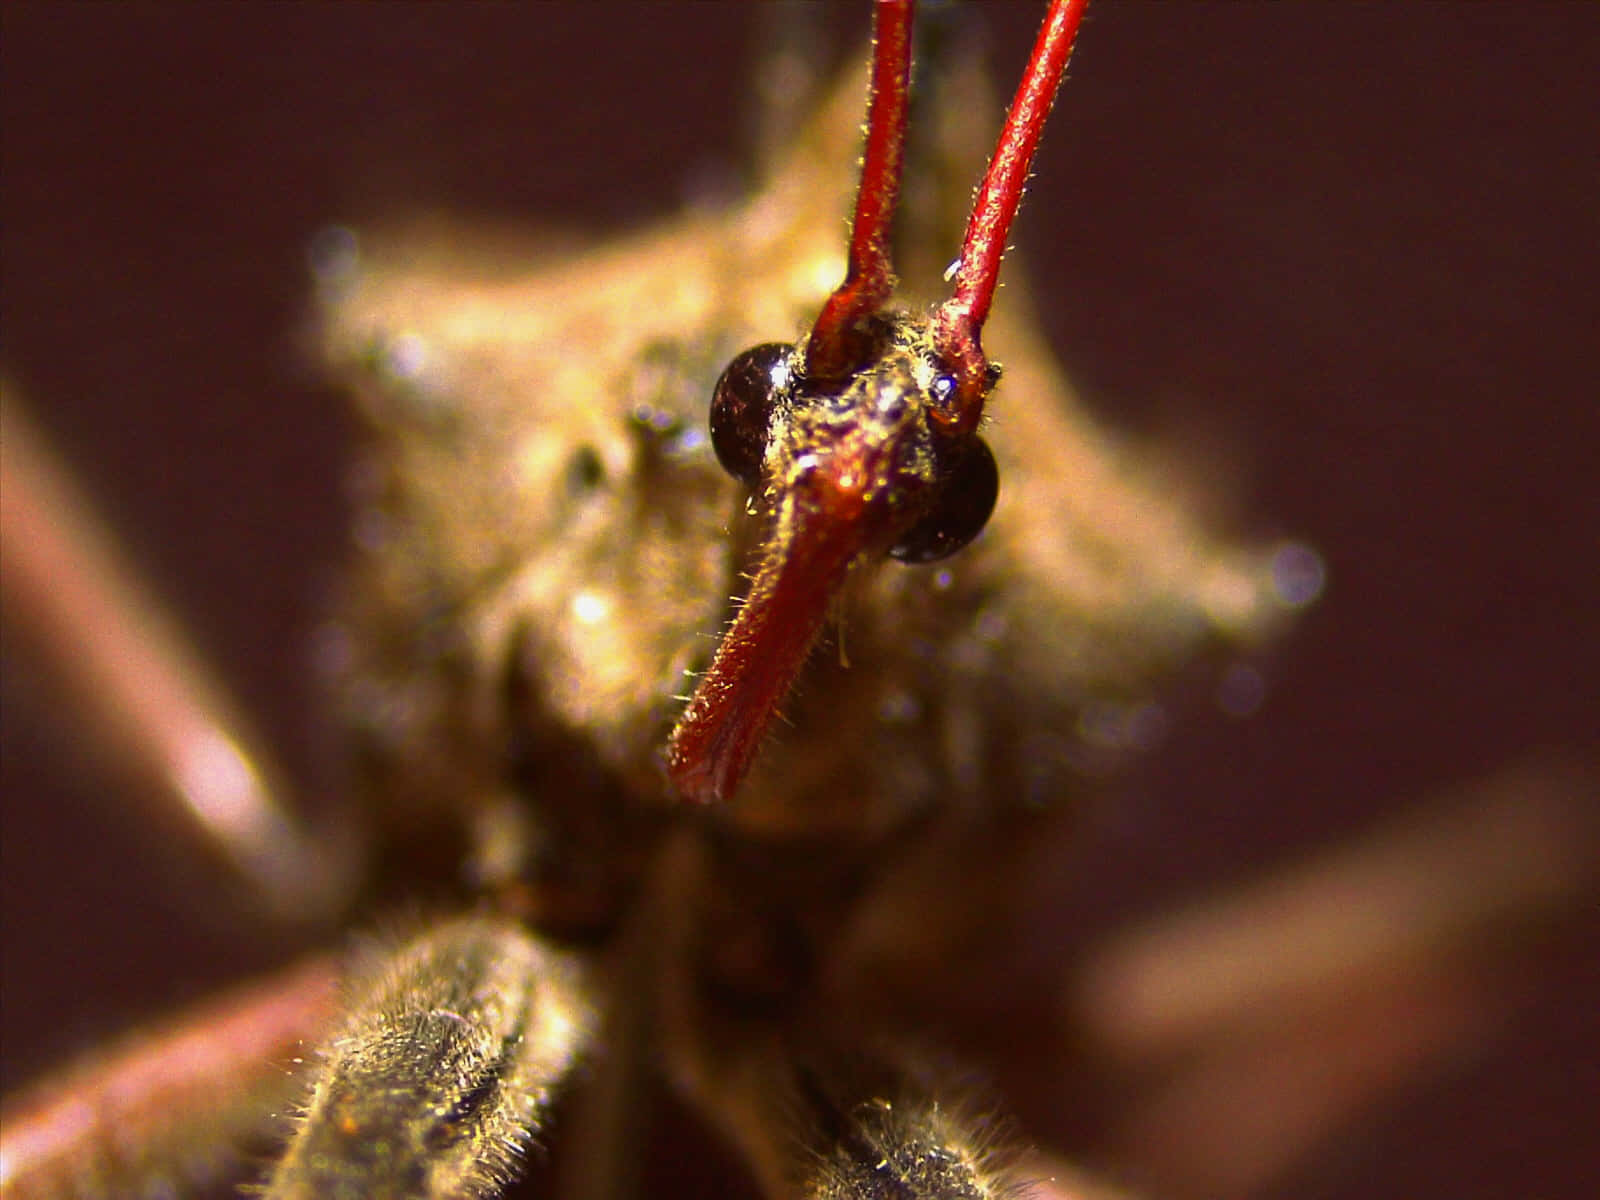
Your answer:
(889, 434), (999, 564)
(709, 342), (792, 488)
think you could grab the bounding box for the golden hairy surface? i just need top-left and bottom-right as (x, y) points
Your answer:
(267, 918), (591, 1200)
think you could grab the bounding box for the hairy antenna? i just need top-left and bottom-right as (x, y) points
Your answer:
(931, 0), (1087, 434)
(803, 0), (914, 385)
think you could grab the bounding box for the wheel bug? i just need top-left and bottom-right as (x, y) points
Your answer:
(3, 4), (1596, 1199)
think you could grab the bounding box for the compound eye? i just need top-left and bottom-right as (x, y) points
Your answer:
(709, 342), (792, 487)
(889, 434), (998, 564)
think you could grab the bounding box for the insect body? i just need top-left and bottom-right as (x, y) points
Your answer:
(5, 4), (1292, 1197)
(283, 3), (1288, 1195)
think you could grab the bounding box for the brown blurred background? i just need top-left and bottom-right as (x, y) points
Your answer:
(3, 4), (1595, 1198)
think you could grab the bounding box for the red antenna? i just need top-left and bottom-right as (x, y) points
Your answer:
(666, 0), (1088, 806)
(931, 0), (1087, 434)
(804, 0), (914, 385)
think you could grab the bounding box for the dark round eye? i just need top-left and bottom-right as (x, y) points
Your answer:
(709, 342), (792, 487)
(889, 435), (998, 564)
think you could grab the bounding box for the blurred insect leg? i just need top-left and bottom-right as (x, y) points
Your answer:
(791, 1055), (1144, 1200)
(1072, 756), (1597, 1196)
(668, 1031), (1027, 1200)
(1107, 966), (1504, 1199)
(796, 1077), (1015, 1200)
(650, 827), (1122, 1200)
(264, 915), (595, 1200)
(0, 953), (337, 1200)
(0, 386), (354, 924)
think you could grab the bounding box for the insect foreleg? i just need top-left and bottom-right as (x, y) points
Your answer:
(0, 386), (352, 925)
(263, 916), (594, 1200)
(0, 955), (335, 1199)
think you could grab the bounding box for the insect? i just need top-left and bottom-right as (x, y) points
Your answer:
(3, 5), (1595, 1199)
